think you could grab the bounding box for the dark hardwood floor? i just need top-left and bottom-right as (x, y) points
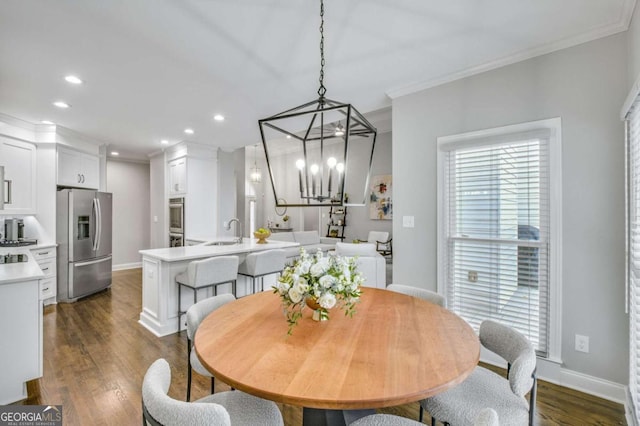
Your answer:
(18, 269), (626, 425)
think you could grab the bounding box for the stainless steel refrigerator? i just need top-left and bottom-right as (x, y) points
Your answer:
(57, 189), (112, 302)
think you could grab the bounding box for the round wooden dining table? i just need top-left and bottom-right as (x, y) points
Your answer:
(194, 288), (480, 425)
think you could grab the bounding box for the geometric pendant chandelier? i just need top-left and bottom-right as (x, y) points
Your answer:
(258, 0), (377, 207)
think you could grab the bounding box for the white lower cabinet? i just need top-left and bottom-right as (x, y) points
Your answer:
(31, 246), (57, 305)
(39, 277), (56, 300)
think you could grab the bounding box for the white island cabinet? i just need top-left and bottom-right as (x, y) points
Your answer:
(138, 238), (299, 336)
(0, 249), (44, 404)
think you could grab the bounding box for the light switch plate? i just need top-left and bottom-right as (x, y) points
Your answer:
(402, 216), (415, 228)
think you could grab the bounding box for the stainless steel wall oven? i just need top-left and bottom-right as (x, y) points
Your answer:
(169, 198), (184, 233)
(169, 197), (184, 247)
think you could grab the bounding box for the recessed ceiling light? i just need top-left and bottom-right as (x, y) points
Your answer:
(53, 101), (70, 109)
(184, 128), (194, 135)
(64, 75), (83, 84)
(41, 120), (54, 125)
(161, 140), (169, 145)
(111, 151), (119, 156)
(213, 114), (225, 122)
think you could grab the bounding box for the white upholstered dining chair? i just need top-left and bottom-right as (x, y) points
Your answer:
(420, 319), (536, 426)
(185, 293), (235, 401)
(349, 414), (423, 426)
(386, 283), (446, 307)
(350, 408), (500, 426)
(142, 358), (283, 426)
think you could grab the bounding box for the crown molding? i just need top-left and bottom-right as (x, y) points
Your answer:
(621, 0), (638, 29)
(0, 112), (35, 131)
(107, 156), (150, 165)
(387, 4), (636, 99)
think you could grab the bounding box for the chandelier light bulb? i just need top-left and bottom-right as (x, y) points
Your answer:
(336, 162), (345, 173)
(327, 157), (337, 168)
(310, 164), (319, 175)
(296, 159), (306, 170)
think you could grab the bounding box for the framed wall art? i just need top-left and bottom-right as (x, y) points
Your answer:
(369, 174), (392, 220)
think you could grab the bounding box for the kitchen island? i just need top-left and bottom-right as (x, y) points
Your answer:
(138, 238), (299, 336)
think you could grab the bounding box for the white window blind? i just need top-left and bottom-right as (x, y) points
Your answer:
(443, 133), (550, 356)
(627, 98), (640, 424)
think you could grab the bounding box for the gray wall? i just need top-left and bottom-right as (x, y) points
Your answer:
(149, 153), (165, 249)
(217, 149), (237, 236)
(392, 33), (628, 384)
(629, 4), (640, 90)
(106, 159), (150, 267)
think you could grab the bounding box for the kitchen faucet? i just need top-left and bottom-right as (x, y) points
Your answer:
(225, 218), (243, 244)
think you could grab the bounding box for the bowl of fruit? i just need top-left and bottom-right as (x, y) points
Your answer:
(253, 227), (271, 244)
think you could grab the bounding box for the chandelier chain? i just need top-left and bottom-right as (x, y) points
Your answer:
(318, 0), (326, 99)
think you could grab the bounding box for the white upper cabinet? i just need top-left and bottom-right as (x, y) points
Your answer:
(57, 145), (99, 189)
(168, 157), (187, 196)
(0, 136), (37, 214)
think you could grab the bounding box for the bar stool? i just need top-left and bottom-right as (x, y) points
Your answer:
(176, 256), (239, 327)
(238, 249), (286, 295)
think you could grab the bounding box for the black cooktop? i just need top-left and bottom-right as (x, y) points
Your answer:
(0, 239), (38, 247)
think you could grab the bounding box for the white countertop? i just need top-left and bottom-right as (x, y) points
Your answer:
(0, 248), (45, 284)
(139, 238), (300, 262)
(32, 242), (57, 249)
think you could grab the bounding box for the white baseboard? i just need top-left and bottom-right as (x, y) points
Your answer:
(627, 388), (637, 426)
(555, 368), (627, 404)
(112, 262), (141, 271)
(481, 349), (626, 404)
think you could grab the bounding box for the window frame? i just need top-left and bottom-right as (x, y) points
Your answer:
(437, 117), (563, 362)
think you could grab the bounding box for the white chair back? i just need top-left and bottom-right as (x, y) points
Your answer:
(187, 256), (239, 288)
(367, 231), (389, 243)
(142, 359), (231, 426)
(387, 284), (446, 307)
(479, 319), (536, 397)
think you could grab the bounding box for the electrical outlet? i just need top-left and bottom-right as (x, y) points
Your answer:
(468, 271), (478, 282)
(575, 334), (589, 353)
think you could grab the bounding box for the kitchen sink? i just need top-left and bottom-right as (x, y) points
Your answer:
(201, 240), (238, 246)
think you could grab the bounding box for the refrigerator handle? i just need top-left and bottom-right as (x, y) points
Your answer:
(96, 197), (103, 251)
(92, 198), (99, 251)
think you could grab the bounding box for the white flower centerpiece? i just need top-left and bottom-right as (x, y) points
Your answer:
(274, 247), (363, 335)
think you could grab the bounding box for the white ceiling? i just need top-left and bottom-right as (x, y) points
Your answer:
(0, 0), (635, 160)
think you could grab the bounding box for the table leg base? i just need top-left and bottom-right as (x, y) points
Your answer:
(302, 408), (376, 426)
